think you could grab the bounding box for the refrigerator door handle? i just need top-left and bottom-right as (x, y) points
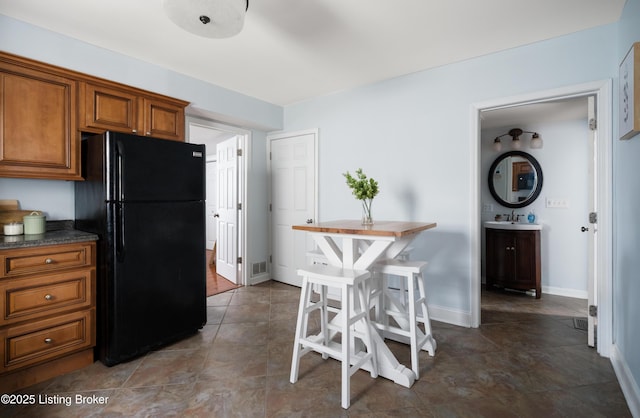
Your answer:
(116, 203), (126, 261)
(116, 142), (124, 201)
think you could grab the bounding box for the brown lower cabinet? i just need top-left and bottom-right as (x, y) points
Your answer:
(0, 241), (96, 393)
(485, 228), (541, 298)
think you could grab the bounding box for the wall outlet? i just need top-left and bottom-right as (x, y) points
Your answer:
(546, 197), (569, 208)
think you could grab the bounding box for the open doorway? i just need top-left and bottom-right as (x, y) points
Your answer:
(186, 116), (249, 288)
(470, 80), (613, 357)
(480, 96), (594, 345)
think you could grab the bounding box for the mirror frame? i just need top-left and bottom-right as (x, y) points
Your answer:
(488, 151), (543, 209)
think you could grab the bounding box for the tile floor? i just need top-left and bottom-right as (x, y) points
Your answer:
(1, 282), (631, 417)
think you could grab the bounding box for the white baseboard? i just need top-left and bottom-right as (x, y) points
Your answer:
(248, 272), (271, 286)
(542, 285), (588, 299)
(429, 304), (472, 328)
(610, 344), (640, 417)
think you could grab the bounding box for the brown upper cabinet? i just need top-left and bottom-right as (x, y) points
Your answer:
(0, 51), (189, 181)
(79, 81), (187, 142)
(0, 54), (80, 180)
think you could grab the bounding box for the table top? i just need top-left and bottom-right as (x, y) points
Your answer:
(292, 220), (437, 237)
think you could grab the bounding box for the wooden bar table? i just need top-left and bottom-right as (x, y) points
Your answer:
(292, 220), (436, 388)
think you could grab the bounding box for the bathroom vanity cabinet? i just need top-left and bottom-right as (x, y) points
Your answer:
(485, 228), (541, 298)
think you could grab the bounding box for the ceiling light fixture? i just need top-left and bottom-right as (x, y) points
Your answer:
(163, 0), (249, 39)
(492, 128), (542, 152)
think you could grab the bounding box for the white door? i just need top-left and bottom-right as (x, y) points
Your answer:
(205, 159), (217, 250)
(216, 136), (239, 284)
(586, 96), (597, 347)
(269, 130), (317, 287)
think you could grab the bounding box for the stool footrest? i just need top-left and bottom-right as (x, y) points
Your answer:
(374, 259), (428, 275)
(298, 339), (374, 375)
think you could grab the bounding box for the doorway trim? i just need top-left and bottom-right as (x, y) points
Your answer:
(469, 80), (613, 357)
(186, 116), (251, 286)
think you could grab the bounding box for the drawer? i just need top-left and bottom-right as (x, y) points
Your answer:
(0, 269), (95, 325)
(1, 309), (95, 373)
(0, 242), (95, 278)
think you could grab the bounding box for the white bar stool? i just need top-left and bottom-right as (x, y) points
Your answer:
(372, 259), (436, 380)
(290, 264), (378, 409)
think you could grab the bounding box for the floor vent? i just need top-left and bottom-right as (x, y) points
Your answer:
(252, 261), (267, 276)
(573, 317), (588, 331)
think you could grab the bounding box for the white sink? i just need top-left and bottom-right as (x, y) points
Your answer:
(484, 221), (542, 231)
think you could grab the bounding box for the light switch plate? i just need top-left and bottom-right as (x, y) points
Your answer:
(546, 197), (569, 208)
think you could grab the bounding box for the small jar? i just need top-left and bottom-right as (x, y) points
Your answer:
(23, 211), (46, 234)
(4, 222), (24, 236)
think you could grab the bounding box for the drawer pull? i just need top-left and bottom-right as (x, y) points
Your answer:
(45, 258), (54, 264)
(44, 338), (53, 344)
(44, 294), (53, 301)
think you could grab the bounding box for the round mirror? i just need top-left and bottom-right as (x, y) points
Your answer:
(488, 151), (543, 208)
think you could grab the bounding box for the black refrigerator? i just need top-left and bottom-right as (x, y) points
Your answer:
(75, 131), (207, 366)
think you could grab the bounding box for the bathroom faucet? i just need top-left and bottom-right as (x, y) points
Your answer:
(511, 210), (516, 222)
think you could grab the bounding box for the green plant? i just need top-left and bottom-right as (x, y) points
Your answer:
(343, 168), (379, 223)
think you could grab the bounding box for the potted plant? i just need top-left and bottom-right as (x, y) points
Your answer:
(343, 168), (379, 225)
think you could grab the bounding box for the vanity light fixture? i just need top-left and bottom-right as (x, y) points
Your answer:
(529, 132), (543, 149)
(492, 128), (542, 151)
(163, 0), (249, 39)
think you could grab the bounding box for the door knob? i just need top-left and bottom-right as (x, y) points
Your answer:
(581, 226), (589, 232)
(214, 213), (220, 218)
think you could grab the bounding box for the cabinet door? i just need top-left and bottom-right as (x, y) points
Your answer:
(513, 231), (541, 294)
(0, 268), (94, 326)
(0, 62), (79, 180)
(140, 97), (185, 141)
(0, 242), (95, 278)
(486, 229), (514, 287)
(80, 82), (138, 134)
(0, 309), (94, 373)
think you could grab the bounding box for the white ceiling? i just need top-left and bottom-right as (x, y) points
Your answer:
(0, 0), (625, 106)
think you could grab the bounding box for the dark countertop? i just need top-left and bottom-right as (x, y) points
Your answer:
(0, 220), (98, 250)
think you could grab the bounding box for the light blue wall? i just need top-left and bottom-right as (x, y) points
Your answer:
(284, 23), (618, 316)
(615, 0), (640, 408)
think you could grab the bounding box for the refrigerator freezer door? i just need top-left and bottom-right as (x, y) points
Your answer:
(105, 132), (205, 202)
(100, 200), (206, 366)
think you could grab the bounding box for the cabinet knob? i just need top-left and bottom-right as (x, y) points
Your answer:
(44, 258), (53, 264)
(44, 294), (53, 301)
(132, 129), (137, 133)
(146, 132), (151, 136)
(44, 338), (53, 344)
